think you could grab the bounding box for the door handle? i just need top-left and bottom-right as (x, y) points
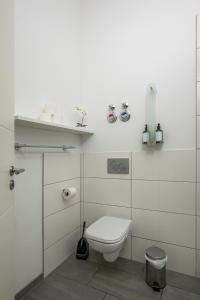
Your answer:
(10, 166), (25, 176)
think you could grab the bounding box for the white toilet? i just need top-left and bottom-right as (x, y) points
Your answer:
(85, 216), (131, 262)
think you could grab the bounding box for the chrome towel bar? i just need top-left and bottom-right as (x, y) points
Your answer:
(15, 143), (75, 151)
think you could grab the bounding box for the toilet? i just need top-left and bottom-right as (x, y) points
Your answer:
(85, 216), (131, 262)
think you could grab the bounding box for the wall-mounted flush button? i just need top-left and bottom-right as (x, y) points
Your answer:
(107, 158), (129, 174)
(120, 102), (131, 122)
(107, 105), (117, 123)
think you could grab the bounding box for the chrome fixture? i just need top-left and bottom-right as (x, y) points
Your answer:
(107, 105), (117, 123)
(119, 102), (131, 122)
(9, 165), (25, 191)
(10, 179), (15, 191)
(143, 84), (163, 146)
(10, 166), (25, 176)
(15, 143), (76, 151)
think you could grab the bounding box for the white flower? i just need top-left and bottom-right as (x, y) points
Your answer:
(74, 106), (87, 117)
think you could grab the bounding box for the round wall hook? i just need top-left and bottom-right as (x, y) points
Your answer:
(121, 102), (129, 110)
(107, 104), (117, 123)
(109, 104), (116, 111)
(120, 102), (131, 122)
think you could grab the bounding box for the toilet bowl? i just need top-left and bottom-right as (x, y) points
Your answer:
(85, 216), (131, 262)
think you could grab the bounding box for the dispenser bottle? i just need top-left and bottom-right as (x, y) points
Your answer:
(156, 123), (163, 144)
(142, 124), (150, 144)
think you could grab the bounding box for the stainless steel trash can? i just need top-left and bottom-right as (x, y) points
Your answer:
(145, 246), (167, 291)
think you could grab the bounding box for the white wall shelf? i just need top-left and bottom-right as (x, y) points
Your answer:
(15, 116), (94, 135)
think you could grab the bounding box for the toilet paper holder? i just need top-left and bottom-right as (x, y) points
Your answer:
(62, 187), (77, 201)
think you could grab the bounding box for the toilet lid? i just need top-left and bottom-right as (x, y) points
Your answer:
(85, 216), (131, 244)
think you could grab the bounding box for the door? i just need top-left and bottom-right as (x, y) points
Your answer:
(0, 0), (15, 299)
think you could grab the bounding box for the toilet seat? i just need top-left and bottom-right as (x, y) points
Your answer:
(86, 216), (131, 244)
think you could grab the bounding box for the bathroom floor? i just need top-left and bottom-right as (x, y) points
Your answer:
(21, 252), (200, 300)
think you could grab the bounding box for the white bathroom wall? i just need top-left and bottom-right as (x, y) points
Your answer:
(15, 125), (82, 291)
(14, 0), (82, 125)
(14, 0), (83, 291)
(13, 0), (200, 286)
(81, 0), (200, 152)
(83, 150), (197, 276)
(15, 153), (43, 293)
(196, 16), (200, 277)
(0, 0), (15, 299)
(132, 150), (196, 276)
(43, 152), (81, 277)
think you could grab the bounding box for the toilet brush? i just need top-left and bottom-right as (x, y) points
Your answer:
(76, 221), (89, 260)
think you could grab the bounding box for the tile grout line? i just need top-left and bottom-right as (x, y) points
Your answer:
(54, 262), (108, 299)
(42, 152), (45, 276)
(0, 122), (14, 133)
(44, 226), (80, 251)
(44, 177), (81, 186)
(84, 177), (196, 183)
(132, 235), (196, 250)
(195, 16), (198, 278)
(84, 201), (197, 216)
(44, 201), (81, 219)
(47, 269), (108, 298)
(80, 152), (82, 231)
(83, 152), (85, 224)
(86, 265), (101, 286)
(131, 153), (133, 261)
(87, 283), (126, 300)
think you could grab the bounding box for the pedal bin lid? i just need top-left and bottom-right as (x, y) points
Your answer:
(145, 246), (166, 260)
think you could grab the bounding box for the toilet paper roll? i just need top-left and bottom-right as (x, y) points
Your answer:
(62, 187), (77, 201)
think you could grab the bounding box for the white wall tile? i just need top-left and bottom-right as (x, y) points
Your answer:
(133, 209), (195, 248)
(132, 150), (195, 182)
(44, 178), (80, 217)
(44, 203), (80, 249)
(15, 153), (43, 293)
(197, 16), (200, 49)
(80, 153), (84, 178)
(44, 152), (80, 185)
(132, 237), (195, 276)
(198, 150), (200, 182)
(84, 152), (131, 179)
(197, 216), (200, 249)
(197, 83), (200, 115)
(197, 117), (200, 148)
(0, 128), (14, 215)
(84, 203), (131, 227)
(198, 49), (200, 82)
(132, 181), (195, 215)
(197, 183), (200, 216)
(119, 235), (132, 260)
(84, 178), (131, 207)
(0, 207), (15, 299)
(44, 228), (80, 277)
(197, 250), (200, 278)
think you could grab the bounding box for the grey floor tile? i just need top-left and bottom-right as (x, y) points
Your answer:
(89, 265), (162, 300)
(22, 296), (35, 300)
(89, 250), (145, 278)
(103, 257), (145, 278)
(54, 254), (99, 284)
(162, 285), (200, 300)
(167, 270), (200, 295)
(26, 273), (105, 300)
(104, 295), (124, 300)
(87, 250), (105, 264)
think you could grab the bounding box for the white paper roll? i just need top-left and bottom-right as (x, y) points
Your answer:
(62, 187), (77, 201)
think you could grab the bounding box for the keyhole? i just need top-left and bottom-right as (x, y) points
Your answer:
(10, 179), (15, 190)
